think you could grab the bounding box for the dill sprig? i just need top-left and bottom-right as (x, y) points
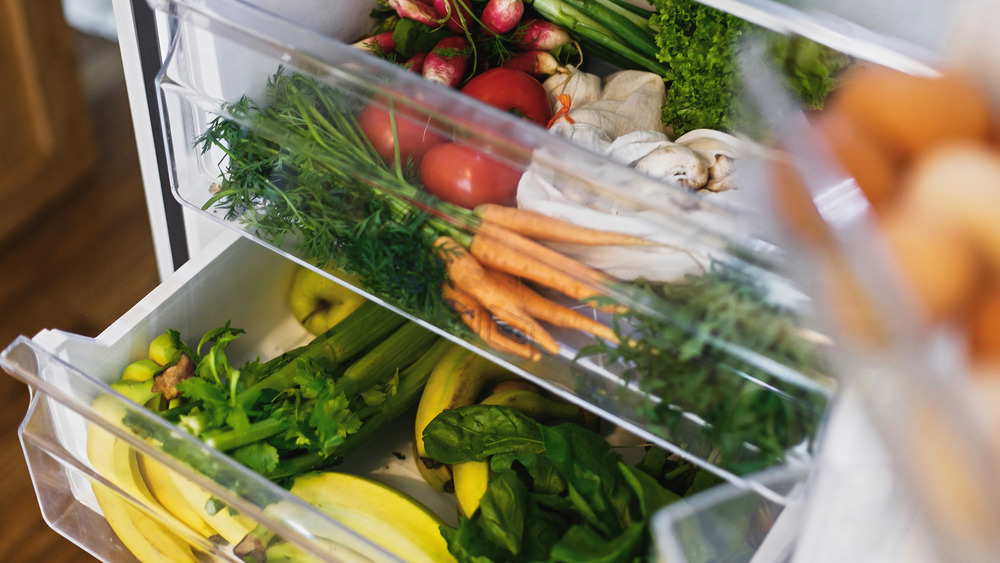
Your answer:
(197, 71), (467, 320)
(581, 262), (830, 473)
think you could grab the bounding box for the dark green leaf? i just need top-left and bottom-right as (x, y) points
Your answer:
(541, 424), (639, 537)
(548, 522), (647, 563)
(423, 405), (545, 465)
(233, 441), (280, 474)
(392, 19), (452, 58)
(477, 470), (528, 556)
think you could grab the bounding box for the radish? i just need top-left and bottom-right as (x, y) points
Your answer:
(501, 50), (566, 78)
(482, 0), (524, 34)
(513, 19), (571, 51)
(432, 0), (474, 33)
(423, 36), (471, 88)
(387, 0), (441, 27)
(351, 31), (396, 55)
(404, 52), (428, 73)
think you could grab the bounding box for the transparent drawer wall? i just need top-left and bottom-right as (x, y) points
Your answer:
(149, 0), (837, 499)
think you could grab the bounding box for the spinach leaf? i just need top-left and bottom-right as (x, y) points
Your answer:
(548, 522), (648, 563)
(478, 470), (528, 556)
(541, 423), (640, 536)
(440, 518), (507, 563)
(423, 405), (545, 464)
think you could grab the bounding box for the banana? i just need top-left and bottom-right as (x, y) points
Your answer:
(91, 483), (199, 563)
(479, 388), (588, 424)
(164, 468), (257, 546)
(413, 345), (515, 492)
(288, 471), (454, 563)
(265, 538), (373, 563)
(137, 453), (217, 539)
(87, 396), (199, 562)
(452, 460), (491, 519)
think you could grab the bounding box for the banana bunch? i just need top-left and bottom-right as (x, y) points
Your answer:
(413, 346), (597, 518)
(254, 472), (454, 563)
(88, 335), (257, 562)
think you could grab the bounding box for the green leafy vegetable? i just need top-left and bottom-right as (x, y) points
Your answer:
(424, 405), (686, 562)
(652, 0), (849, 134)
(392, 18), (452, 58)
(128, 306), (445, 479)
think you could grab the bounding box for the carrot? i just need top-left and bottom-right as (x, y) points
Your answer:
(487, 270), (619, 343)
(475, 204), (656, 246)
(442, 284), (541, 360)
(436, 236), (560, 355)
(468, 222), (624, 312)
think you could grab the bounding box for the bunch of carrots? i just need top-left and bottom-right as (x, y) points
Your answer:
(437, 203), (654, 360)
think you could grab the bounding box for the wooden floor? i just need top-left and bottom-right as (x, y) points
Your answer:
(0, 32), (160, 561)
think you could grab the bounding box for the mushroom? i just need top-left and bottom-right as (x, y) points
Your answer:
(631, 144), (709, 190)
(674, 129), (743, 192)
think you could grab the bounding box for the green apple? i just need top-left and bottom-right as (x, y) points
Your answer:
(289, 267), (367, 335)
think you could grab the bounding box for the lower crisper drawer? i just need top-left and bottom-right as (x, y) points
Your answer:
(2, 230), (459, 562)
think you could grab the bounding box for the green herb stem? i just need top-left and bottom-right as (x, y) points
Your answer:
(205, 418), (284, 452)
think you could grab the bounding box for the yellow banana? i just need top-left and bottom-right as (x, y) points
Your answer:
(288, 472), (455, 563)
(479, 388), (588, 424)
(265, 538), (373, 563)
(91, 483), (199, 563)
(164, 468), (257, 545)
(452, 460), (491, 519)
(413, 345), (515, 492)
(87, 396), (199, 562)
(137, 453), (217, 539)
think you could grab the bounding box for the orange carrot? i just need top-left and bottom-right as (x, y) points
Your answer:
(487, 270), (620, 343)
(467, 223), (624, 312)
(442, 284), (541, 361)
(436, 236), (560, 355)
(475, 204), (656, 247)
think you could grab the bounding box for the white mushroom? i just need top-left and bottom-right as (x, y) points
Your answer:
(631, 144), (709, 190)
(674, 129), (743, 192)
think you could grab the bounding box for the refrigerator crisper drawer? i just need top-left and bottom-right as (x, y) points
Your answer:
(150, 0), (835, 496)
(2, 232), (454, 562)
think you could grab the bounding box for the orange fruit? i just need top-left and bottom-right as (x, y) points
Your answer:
(811, 109), (902, 213)
(827, 65), (995, 164)
(969, 283), (1000, 363)
(880, 207), (984, 322)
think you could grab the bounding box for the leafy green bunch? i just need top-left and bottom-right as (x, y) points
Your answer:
(652, 0), (850, 135)
(424, 405), (689, 562)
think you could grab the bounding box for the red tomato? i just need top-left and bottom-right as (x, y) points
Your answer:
(357, 102), (447, 168)
(420, 143), (522, 209)
(460, 68), (552, 127)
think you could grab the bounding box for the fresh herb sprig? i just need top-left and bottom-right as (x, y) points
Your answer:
(197, 70), (468, 320)
(582, 262), (830, 472)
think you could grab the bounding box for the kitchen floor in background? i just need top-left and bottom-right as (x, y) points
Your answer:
(0, 31), (159, 561)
